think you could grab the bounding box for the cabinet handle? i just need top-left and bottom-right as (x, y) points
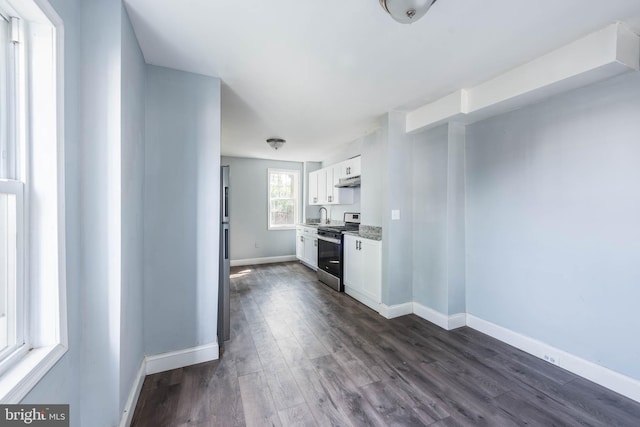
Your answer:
(314, 240), (317, 247)
(328, 195), (332, 202)
(300, 236), (304, 242)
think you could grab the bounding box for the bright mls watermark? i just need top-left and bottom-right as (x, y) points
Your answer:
(0, 405), (69, 426)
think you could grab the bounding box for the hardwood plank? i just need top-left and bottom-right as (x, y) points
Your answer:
(289, 364), (354, 426)
(311, 354), (387, 426)
(359, 380), (437, 426)
(238, 372), (282, 427)
(263, 366), (306, 411)
(277, 403), (317, 427)
(332, 348), (380, 388)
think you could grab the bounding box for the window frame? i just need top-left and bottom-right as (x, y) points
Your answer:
(0, 0), (67, 403)
(267, 168), (300, 231)
(0, 180), (26, 373)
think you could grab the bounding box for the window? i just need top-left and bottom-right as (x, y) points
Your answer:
(268, 169), (299, 230)
(0, 0), (67, 402)
(0, 6), (26, 372)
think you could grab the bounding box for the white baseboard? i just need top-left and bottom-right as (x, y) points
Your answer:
(412, 302), (466, 331)
(145, 342), (219, 375)
(231, 255), (297, 267)
(466, 315), (640, 403)
(344, 287), (381, 313)
(379, 302), (413, 319)
(448, 313), (468, 330)
(119, 360), (146, 427)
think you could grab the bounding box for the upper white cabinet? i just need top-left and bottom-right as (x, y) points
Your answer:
(339, 156), (361, 179)
(308, 157), (359, 206)
(308, 172), (319, 205)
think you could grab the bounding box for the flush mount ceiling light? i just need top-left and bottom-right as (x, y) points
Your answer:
(379, 0), (437, 24)
(266, 138), (286, 150)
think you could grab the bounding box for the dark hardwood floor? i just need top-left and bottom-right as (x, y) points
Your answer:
(131, 262), (640, 426)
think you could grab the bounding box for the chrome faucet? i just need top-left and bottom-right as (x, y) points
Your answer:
(319, 207), (329, 224)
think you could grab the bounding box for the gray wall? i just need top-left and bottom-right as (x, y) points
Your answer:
(76, 0), (122, 424)
(381, 112), (413, 305)
(144, 65), (220, 355)
(360, 130), (384, 227)
(466, 72), (640, 381)
(412, 125), (449, 312)
(24, 5), (221, 424)
(221, 156), (303, 261)
(119, 4), (146, 414)
(24, 1), (148, 426)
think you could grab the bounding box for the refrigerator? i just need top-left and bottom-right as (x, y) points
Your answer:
(218, 166), (230, 343)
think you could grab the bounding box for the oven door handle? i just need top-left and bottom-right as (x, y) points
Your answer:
(317, 235), (341, 245)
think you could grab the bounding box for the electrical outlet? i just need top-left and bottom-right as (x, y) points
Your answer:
(543, 354), (559, 365)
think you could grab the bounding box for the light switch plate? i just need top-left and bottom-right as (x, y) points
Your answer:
(391, 210), (400, 220)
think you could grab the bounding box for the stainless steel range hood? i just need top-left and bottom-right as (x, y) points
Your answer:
(335, 175), (361, 188)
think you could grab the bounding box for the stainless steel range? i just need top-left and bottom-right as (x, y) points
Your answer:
(316, 212), (360, 292)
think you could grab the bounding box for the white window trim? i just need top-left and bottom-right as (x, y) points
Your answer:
(0, 0), (67, 403)
(0, 180), (25, 373)
(267, 168), (300, 231)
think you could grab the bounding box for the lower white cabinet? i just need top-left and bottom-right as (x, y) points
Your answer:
(343, 234), (381, 311)
(296, 226), (318, 270)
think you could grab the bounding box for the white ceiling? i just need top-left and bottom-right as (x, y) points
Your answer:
(124, 0), (640, 162)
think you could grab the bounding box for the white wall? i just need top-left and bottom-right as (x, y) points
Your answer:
(221, 156), (302, 261)
(144, 65), (220, 355)
(466, 72), (640, 381)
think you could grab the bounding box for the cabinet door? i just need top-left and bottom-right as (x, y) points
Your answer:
(325, 167), (335, 204)
(317, 168), (328, 205)
(310, 237), (318, 268)
(349, 156), (361, 177)
(308, 171), (319, 205)
(296, 234), (305, 260)
(328, 165), (339, 205)
(343, 235), (363, 291)
(304, 235), (315, 265)
(342, 156), (361, 178)
(360, 239), (381, 303)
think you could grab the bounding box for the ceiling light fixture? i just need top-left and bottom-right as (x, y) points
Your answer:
(379, 0), (437, 24)
(266, 138), (286, 150)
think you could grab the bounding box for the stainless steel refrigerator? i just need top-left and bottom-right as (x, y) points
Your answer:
(218, 166), (230, 343)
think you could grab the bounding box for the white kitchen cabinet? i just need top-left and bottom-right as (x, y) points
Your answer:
(317, 168), (328, 205)
(343, 234), (381, 312)
(340, 156), (361, 179)
(308, 163), (355, 206)
(304, 234), (318, 267)
(329, 164), (353, 205)
(296, 230), (305, 260)
(308, 171), (319, 205)
(295, 226), (318, 270)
